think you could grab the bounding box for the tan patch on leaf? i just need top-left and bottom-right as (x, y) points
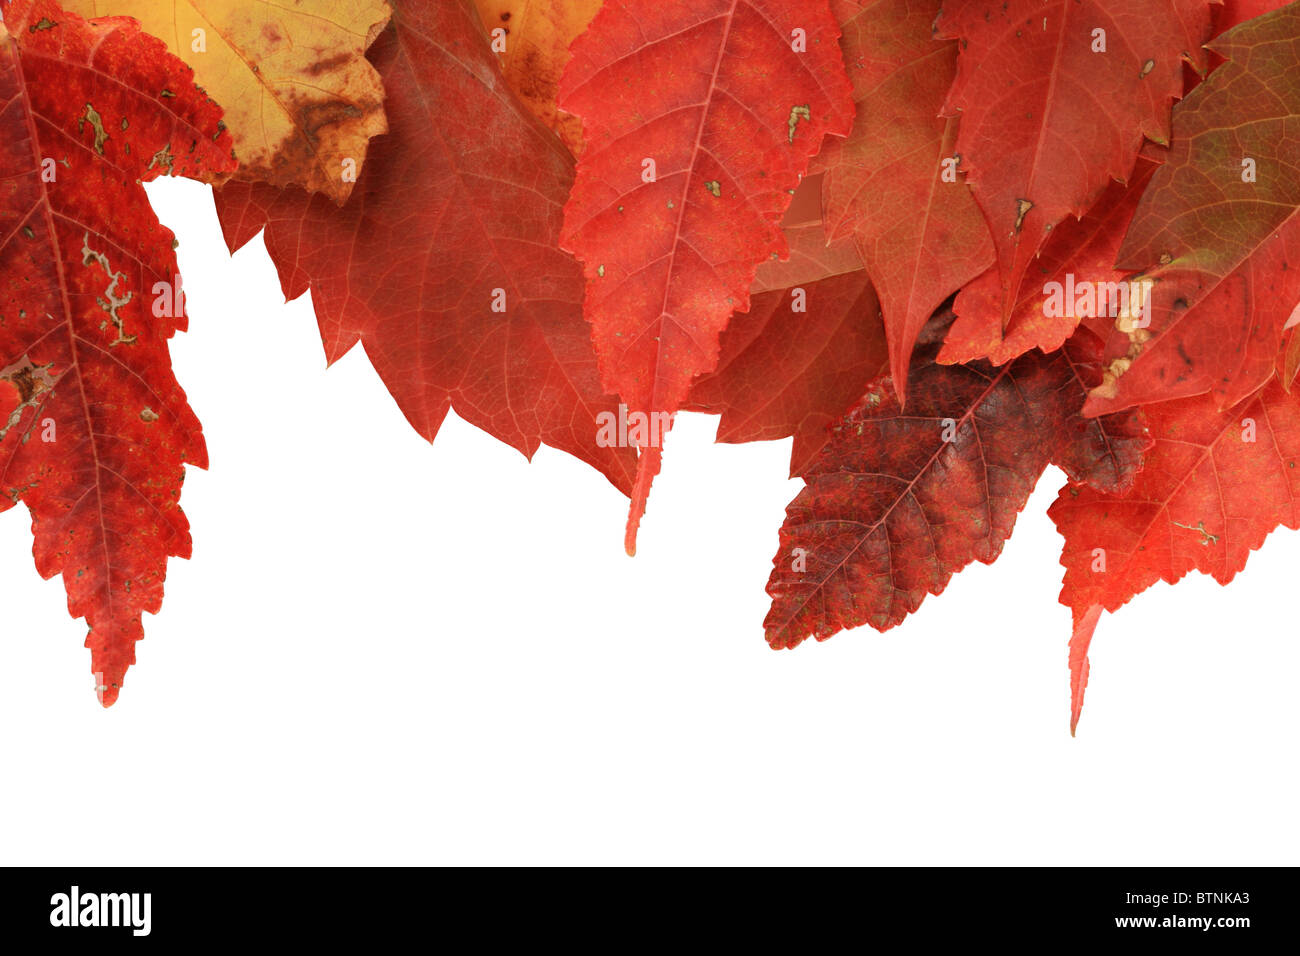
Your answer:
(67, 0), (392, 202)
(473, 0), (602, 155)
(1094, 299), (1154, 401)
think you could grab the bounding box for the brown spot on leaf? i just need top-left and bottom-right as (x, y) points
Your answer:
(1094, 327), (1152, 399)
(2, 358), (53, 404)
(1014, 198), (1033, 232)
(304, 51), (353, 79)
(148, 142), (175, 174)
(235, 79), (383, 205)
(0, 356), (57, 443)
(78, 104), (109, 155)
(787, 105), (811, 143)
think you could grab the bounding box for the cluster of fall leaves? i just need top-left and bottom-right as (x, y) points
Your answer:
(1, 0), (1298, 728)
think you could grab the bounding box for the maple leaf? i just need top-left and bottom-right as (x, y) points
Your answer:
(686, 269), (886, 475)
(1051, 379), (1300, 731)
(0, 0), (236, 704)
(63, 0), (391, 204)
(213, 0), (637, 493)
(815, 0), (993, 400)
(473, 0), (602, 156)
(939, 160), (1159, 366)
(1087, 3), (1300, 417)
(558, 0), (855, 554)
(935, 0), (1214, 320)
(764, 323), (1148, 649)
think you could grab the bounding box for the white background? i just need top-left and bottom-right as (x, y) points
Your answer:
(1, 179), (1296, 865)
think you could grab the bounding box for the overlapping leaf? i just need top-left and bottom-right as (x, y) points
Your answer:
(764, 323), (1148, 649)
(687, 269), (886, 475)
(939, 161), (1159, 367)
(65, 0), (392, 203)
(1055, 381), (1300, 618)
(936, 0), (1213, 320)
(751, 220), (862, 295)
(558, 0), (855, 552)
(1052, 380), (1300, 728)
(214, 0), (636, 493)
(0, 0), (235, 704)
(1087, 4), (1300, 416)
(4, 0), (1293, 726)
(816, 0), (993, 399)
(473, 0), (602, 155)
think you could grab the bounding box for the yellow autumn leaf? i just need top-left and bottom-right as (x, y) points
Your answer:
(474, 0), (602, 155)
(66, 0), (391, 203)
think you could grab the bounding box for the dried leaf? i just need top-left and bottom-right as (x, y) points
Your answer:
(817, 0), (994, 399)
(764, 324), (1147, 648)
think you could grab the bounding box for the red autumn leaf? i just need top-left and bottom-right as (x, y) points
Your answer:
(815, 0), (993, 399)
(763, 322), (1148, 648)
(0, 0), (235, 704)
(935, 0), (1213, 319)
(558, 0), (855, 553)
(3, 0), (1289, 731)
(686, 269), (886, 475)
(213, 0), (636, 494)
(1054, 381), (1300, 620)
(939, 160), (1159, 367)
(1051, 379), (1300, 728)
(1087, 4), (1300, 417)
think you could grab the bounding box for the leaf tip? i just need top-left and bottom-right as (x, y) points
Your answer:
(96, 678), (122, 708)
(624, 442), (665, 557)
(1069, 605), (1103, 736)
(624, 493), (645, 556)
